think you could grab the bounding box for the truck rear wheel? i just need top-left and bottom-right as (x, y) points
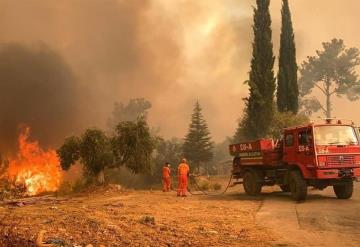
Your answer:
(243, 171), (262, 196)
(333, 179), (353, 199)
(289, 170), (307, 201)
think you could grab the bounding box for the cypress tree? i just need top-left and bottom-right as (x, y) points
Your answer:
(277, 0), (298, 113)
(241, 0), (276, 140)
(183, 101), (214, 172)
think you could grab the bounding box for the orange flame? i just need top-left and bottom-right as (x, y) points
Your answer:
(7, 127), (62, 196)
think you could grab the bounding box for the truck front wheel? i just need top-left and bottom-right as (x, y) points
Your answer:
(243, 171), (262, 196)
(333, 179), (353, 199)
(289, 170), (307, 201)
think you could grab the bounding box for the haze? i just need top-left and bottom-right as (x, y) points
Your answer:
(0, 0), (360, 152)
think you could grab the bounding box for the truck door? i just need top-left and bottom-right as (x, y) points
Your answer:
(296, 128), (315, 167)
(283, 131), (297, 164)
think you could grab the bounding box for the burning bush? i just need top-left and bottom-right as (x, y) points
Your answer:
(6, 127), (62, 196)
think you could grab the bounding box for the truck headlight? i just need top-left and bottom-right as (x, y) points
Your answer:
(355, 156), (360, 165)
(318, 156), (326, 167)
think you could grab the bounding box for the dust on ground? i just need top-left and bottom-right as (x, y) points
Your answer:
(0, 185), (284, 247)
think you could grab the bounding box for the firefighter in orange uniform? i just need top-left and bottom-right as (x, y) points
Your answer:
(177, 158), (190, 197)
(162, 162), (171, 192)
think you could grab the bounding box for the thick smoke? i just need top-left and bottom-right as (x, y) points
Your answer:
(0, 43), (79, 153)
(0, 0), (184, 154)
(0, 0), (359, 151)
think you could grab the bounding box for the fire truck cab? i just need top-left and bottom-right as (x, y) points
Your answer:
(229, 119), (360, 201)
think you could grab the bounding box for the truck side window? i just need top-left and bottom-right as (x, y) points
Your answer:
(285, 134), (294, 146)
(298, 131), (308, 145)
(298, 130), (312, 145)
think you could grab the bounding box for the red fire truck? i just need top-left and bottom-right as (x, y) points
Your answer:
(229, 119), (360, 201)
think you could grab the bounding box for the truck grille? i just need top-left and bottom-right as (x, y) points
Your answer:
(326, 155), (355, 166)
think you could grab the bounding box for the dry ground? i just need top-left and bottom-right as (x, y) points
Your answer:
(258, 184), (360, 247)
(0, 185), (283, 247)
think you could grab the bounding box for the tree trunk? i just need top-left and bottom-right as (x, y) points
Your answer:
(97, 169), (105, 185)
(325, 81), (332, 118)
(326, 93), (331, 118)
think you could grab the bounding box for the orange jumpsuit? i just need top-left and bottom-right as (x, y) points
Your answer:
(177, 162), (190, 196)
(162, 166), (171, 192)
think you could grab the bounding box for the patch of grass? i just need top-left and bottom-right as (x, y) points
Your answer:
(139, 215), (155, 225)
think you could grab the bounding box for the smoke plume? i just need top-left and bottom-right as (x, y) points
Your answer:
(0, 43), (78, 153)
(0, 0), (360, 153)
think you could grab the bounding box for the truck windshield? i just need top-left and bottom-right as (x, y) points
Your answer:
(314, 126), (359, 145)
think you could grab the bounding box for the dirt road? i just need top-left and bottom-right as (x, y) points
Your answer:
(257, 183), (360, 247)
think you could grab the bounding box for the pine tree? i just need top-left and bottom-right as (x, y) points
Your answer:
(241, 0), (276, 140)
(277, 0), (298, 113)
(183, 101), (214, 172)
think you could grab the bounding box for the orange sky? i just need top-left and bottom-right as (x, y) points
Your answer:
(0, 0), (360, 145)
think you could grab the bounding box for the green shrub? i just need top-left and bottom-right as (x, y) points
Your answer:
(212, 183), (222, 191)
(139, 215), (155, 225)
(197, 179), (210, 191)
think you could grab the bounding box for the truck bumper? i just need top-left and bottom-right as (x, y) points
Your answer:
(315, 168), (360, 179)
